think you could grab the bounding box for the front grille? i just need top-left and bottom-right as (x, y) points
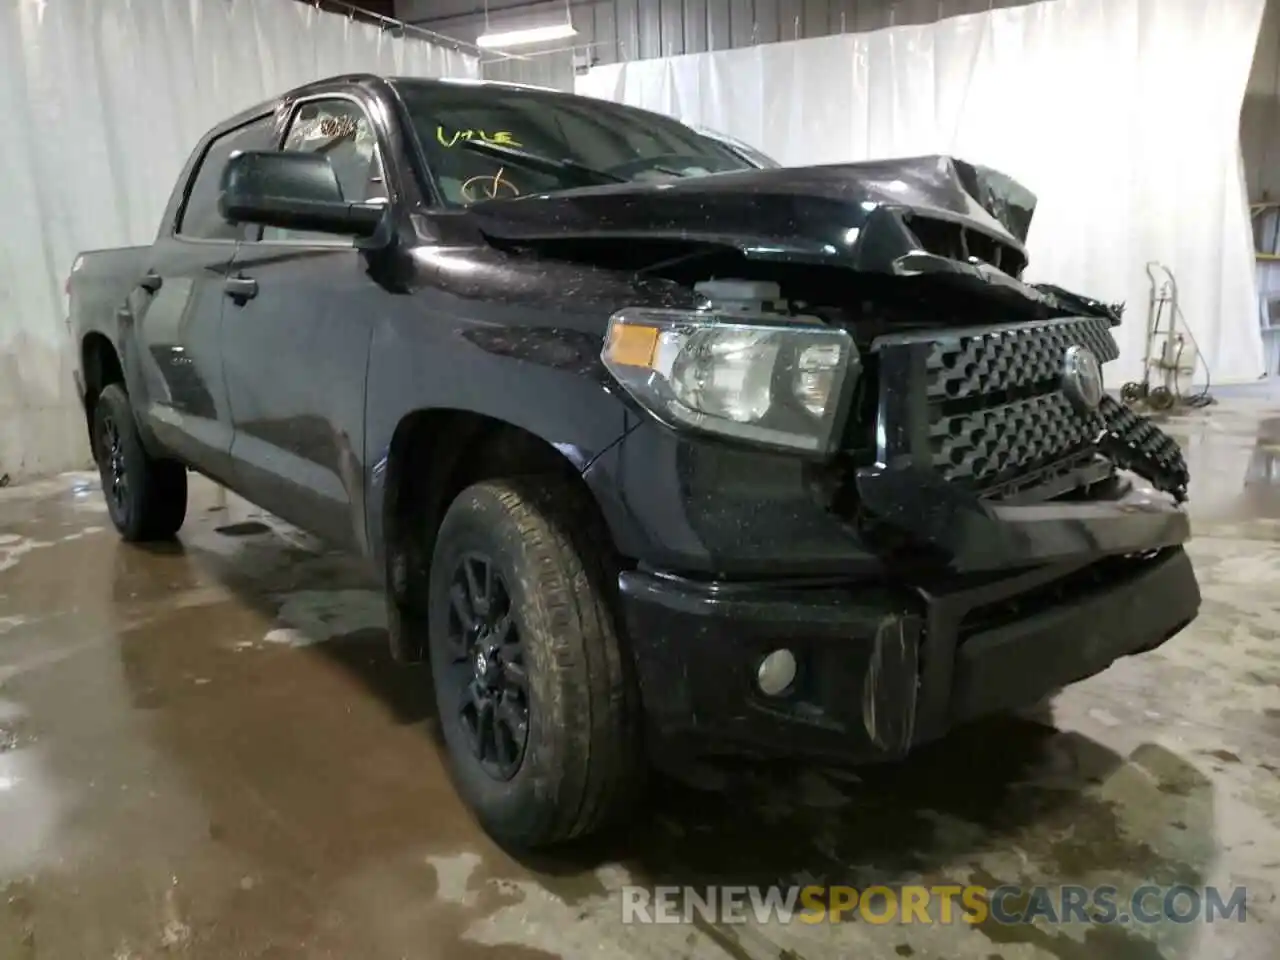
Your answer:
(928, 393), (1098, 489)
(923, 316), (1118, 403)
(873, 316), (1119, 498)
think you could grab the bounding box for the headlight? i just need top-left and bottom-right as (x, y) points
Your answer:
(602, 308), (859, 454)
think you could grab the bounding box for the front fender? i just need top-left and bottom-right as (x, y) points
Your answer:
(362, 297), (635, 566)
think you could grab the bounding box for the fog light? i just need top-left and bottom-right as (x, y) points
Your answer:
(756, 649), (797, 697)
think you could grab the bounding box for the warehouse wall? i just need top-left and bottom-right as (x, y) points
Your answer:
(397, 0), (1042, 89)
(1245, 0), (1280, 374)
(1245, 0), (1280, 202)
(403, 0), (1280, 203)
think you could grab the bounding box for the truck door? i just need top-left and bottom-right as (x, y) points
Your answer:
(129, 113), (278, 482)
(221, 95), (388, 550)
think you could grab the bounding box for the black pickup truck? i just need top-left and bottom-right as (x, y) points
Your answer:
(70, 73), (1199, 848)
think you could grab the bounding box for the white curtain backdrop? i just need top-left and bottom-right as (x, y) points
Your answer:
(576, 0), (1265, 391)
(0, 0), (478, 481)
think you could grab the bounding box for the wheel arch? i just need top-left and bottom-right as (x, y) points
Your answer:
(81, 331), (125, 453)
(378, 408), (621, 662)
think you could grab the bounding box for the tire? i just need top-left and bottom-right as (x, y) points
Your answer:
(93, 384), (188, 542)
(1147, 385), (1176, 411)
(426, 477), (644, 848)
(1120, 381), (1145, 405)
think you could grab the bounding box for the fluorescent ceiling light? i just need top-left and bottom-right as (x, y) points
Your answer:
(476, 22), (577, 48)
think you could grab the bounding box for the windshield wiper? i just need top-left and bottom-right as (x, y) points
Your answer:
(450, 138), (627, 186)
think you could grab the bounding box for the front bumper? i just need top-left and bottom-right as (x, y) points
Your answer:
(619, 546), (1199, 764)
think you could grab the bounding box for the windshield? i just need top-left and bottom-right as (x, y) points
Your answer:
(392, 80), (766, 206)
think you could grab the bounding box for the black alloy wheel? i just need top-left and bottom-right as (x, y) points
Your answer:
(444, 552), (529, 781)
(426, 477), (644, 847)
(90, 384), (188, 542)
(98, 411), (129, 516)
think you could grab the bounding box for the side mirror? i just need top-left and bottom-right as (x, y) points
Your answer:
(218, 151), (385, 238)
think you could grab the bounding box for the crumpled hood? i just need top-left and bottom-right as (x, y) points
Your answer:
(467, 154), (1037, 276)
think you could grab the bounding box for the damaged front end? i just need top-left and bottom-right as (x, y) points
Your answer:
(537, 155), (1201, 766)
(474, 153), (1190, 564)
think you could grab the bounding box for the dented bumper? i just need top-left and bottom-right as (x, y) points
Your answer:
(618, 547), (1199, 764)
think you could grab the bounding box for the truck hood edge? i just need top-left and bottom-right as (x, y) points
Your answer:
(467, 154), (1032, 268)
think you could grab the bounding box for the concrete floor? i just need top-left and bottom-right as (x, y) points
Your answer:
(1, 400), (1279, 960)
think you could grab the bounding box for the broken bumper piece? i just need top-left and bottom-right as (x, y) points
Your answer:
(618, 547), (1199, 765)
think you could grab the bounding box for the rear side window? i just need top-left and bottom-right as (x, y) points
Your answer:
(177, 115), (278, 240)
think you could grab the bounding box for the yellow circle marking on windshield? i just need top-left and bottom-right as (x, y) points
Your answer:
(461, 168), (521, 202)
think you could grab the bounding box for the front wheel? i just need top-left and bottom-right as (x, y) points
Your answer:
(426, 477), (644, 848)
(93, 384), (188, 542)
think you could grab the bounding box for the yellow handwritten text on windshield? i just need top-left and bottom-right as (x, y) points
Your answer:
(437, 127), (523, 148)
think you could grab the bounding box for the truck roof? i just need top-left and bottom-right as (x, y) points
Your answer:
(211, 73), (574, 136)
(210, 72), (676, 146)
(292, 72), (569, 103)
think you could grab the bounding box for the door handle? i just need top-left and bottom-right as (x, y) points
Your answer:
(138, 270), (163, 294)
(224, 275), (258, 304)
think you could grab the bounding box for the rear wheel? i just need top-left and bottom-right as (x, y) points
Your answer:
(94, 384), (187, 542)
(427, 477), (644, 848)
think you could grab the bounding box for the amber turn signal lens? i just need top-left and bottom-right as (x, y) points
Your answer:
(604, 321), (659, 369)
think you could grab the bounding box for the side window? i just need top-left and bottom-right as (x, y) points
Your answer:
(262, 98), (385, 243)
(177, 115), (277, 240)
